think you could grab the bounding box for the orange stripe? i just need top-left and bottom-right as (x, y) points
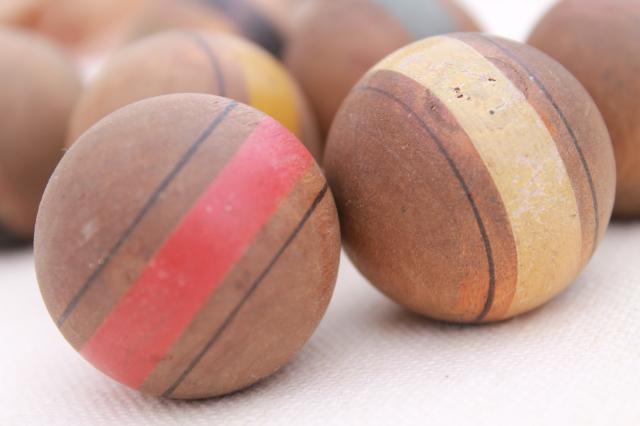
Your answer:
(80, 117), (313, 389)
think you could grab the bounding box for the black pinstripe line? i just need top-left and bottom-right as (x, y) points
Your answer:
(183, 31), (227, 97)
(359, 85), (496, 323)
(163, 183), (329, 397)
(479, 35), (600, 253)
(56, 101), (239, 327)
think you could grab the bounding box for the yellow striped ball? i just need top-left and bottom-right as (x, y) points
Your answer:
(68, 30), (322, 161)
(325, 34), (617, 323)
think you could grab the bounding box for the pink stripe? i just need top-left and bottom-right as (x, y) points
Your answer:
(81, 118), (313, 389)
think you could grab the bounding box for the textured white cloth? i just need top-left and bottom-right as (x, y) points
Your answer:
(2, 224), (640, 425)
(4, 1), (640, 425)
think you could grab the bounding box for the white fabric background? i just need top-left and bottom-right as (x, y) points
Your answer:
(3, 0), (640, 424)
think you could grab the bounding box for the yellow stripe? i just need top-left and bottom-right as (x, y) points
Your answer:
(225, 36), (299, 137)
(374, 36), (582, 317)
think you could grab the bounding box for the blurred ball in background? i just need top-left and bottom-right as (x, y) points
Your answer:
(0, 0), (42, 26)
(127, 0), (237, 43)
(68, 31), (323, 161)
(0, 28), (81, 242)
(529, 0), (640, 218)
(284, 0), (480, 134)
(200, 0), (298, 58)
(30, 0), (147, 55)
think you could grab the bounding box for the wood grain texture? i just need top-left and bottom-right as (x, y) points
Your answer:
(326, 70), (517, 322)
(155, 170), (336, 399)
(451, 33), (616, 266)
(529, 0), (639, 217)
(325, 34), (616, 322)
(0, 28), (81, 239)
(35, 94), (340, 398)
(284, 0), (479, 135)
(68, 31), (322, 161)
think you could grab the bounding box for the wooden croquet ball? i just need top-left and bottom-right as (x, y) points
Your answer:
(529, 0), (639, 218)
(0, 28), (81, 242)
(284, 0), (480, 135)
(325, 33), (617, 323)
(35, 93), (341, 399)
(201, 0), (297, 58)
(68, 31), (323, 161)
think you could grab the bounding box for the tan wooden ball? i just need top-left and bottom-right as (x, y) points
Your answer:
(0, 28), (81, 241)
(325, 33), (616, 323)
(35, 93), (341, 399)
(529, 0), (640, 217)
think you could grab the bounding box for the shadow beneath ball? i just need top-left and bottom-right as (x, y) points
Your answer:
(155, 359), (292, 404)
(0, 224), (32, 253)
(374, 275), (592, 335)
(379, 303), (515, 332)
(380, 248), (616, 338)
(610, 216), (640, 225)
